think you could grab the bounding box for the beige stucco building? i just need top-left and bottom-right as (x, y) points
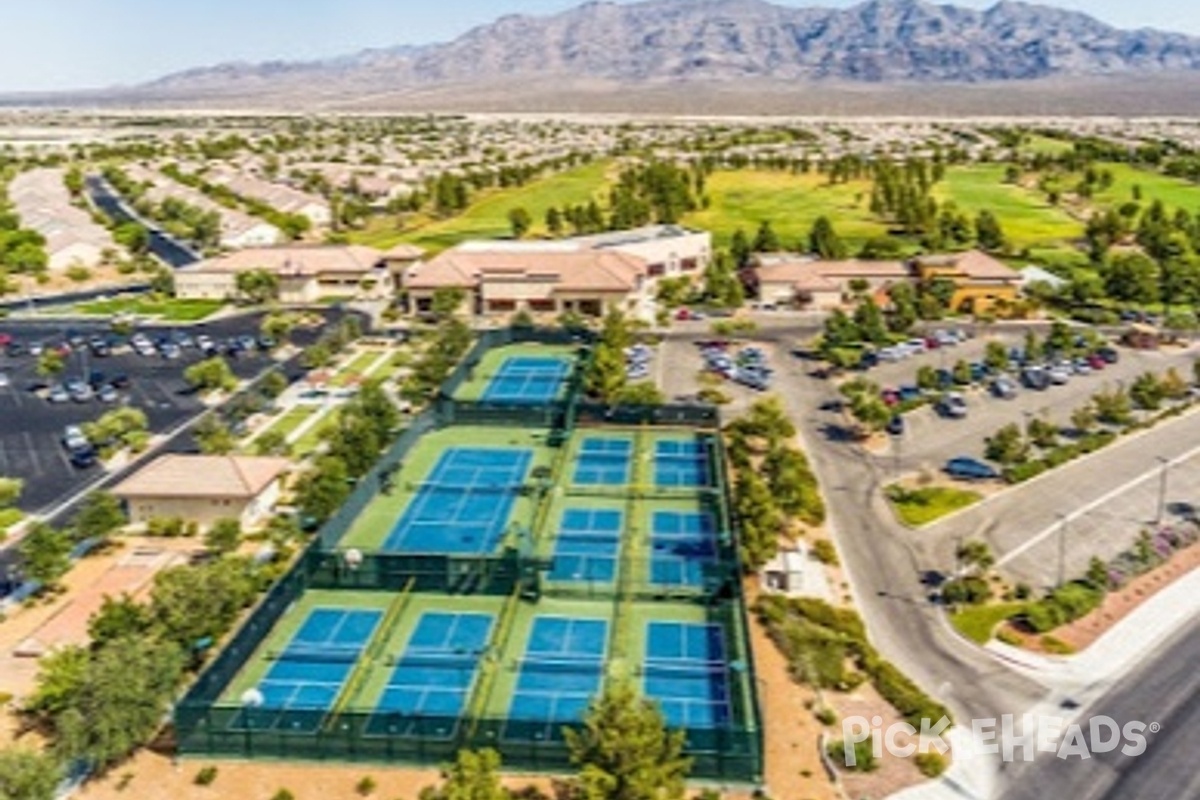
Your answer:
(112, 455), (291, 531)
(174, 245), (391, 303)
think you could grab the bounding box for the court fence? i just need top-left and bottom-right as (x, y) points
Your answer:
(174, 326), (764, 785)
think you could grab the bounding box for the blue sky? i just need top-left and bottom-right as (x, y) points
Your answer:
(2, 0), (1197, 92)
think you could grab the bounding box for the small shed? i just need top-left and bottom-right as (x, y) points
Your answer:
(1123, 322), (1162, 350)
(760, 545), (833, 601)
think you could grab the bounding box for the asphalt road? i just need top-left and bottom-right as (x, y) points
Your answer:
(85, 175), (200, 268)
(997, 618), (1200, 800)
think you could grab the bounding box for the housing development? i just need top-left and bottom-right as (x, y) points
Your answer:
(2, 3), (1200, 800)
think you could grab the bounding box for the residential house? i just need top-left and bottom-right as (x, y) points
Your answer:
(756, 255), (910, 309)
(8, 168), (117, 271)
(112, 454), (291, 531)
(211, 171), (332, 229)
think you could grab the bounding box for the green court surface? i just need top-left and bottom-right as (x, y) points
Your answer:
(337, 426), (558, 552)
(453, 343), (579, 402)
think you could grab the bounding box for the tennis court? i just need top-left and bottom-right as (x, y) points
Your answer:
(654, 439), (711, 488)
(482, 356), (572, 404)
(650, 511), (719, 587)
(642, 621), (732, 729)
(506, 616), (608, 740)
(383, 447), (532, 553)
(368, 611), (495, 737)
(572, 437), (633, 486)
(547, 508), (623, 584)
(233, 608), (382, 732)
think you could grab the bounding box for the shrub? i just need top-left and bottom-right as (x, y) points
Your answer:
(1041, 636), (1075, 655)
(915, 751), (948, 778)
(271, 791), (295, 800)
(941, 576), (993, 605)
(194, 766), (218, 786)
(996, 628), (1024, 647)
(815, 706), (838, 726)
(355, 776), (377, 796)
(811, 539), (839, 566)
(827, 736), (878, 772)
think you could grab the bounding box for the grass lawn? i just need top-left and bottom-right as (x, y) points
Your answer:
(887, 485), (983, 527)
(683, 169), (890, 250)
(936, 165), (1084, 251)
(350, 160), (614, 253)
(294, 408), (339, 457)
(1089, 162), (1200, 214)
(262, 405), (319, 440)
(75, 297), (226, 322)
(950, 602), (1030, 645)
(1021, 135), (1075, 157)
(328, 351), (383, 389)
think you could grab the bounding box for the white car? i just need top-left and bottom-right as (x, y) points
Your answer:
(62, 425), (89, 451)
(0, 372), (8, 389)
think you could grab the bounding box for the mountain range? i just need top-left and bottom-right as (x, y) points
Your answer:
(37, 0), (1200, 114)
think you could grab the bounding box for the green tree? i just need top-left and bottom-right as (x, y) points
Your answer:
(72, 491), (126, 543)
(204, 518), (242, 555)
(0, 748), (62, 800)
(1023, 330), (1044, 363)
(149, 558), (257, 652)
(952, 359), (972, 385)
(420, 749), (509, 800)
(194, 416), (237, 455)
(956, 539), (995, 574)
(1093, 387), (1133, 426)
(430, 287), (466, 319)
(0, 476), (23, 509)
(616, 382), (665, 406)
(55, 636), (185, 769)
(1130, 372), (1165, 410)
(1026, 417), (1059, 449)
(185, 357), (237, 394)
(18, 523), (72, 589)
(702, 252), (744, 308)
(809, 216), (848, 259)
(751, 220), (780, 253)
(233, 269), (280, 305)
(507, 207), (532, 239)
(1071, 403), (1097, 434)
(253, 429), (292, 457)
(729, 228), (752, 268)
(762, 445), (825, 525)
(1103, 251), (1160, 305)
(36, 350), (65, 378)
(295, 456), (351, 525)
(1160, 367), (1189, 400)
(1086, 556), (1110, 592)
(984, 423), (1028, 465)
(916, 365), (939, 392)
(88, 593), (153, 648)
(545, 207), (564, 236)
(564, 681), (691, 800)
(734, 470), (784, 569)
(852, 299), (888, 345)
(974, 210), (1007, 252)
(585, 343), (627, 403)
(984, 341), (1009, 372)
(260, 312), (297, 346)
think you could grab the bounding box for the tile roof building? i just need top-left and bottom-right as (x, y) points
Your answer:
(174, 244), (390, 303)
(8, 168), (117, 271)
(112, 455), (291, 531)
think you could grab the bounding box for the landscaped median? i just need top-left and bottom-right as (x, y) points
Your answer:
(885, 483), (983, 527)
(73, 296), (226, 321)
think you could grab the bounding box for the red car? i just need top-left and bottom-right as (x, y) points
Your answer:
(881, 388), (901, 406)
(1087, 354), (1106, 370)
(0, 333), (11, 347)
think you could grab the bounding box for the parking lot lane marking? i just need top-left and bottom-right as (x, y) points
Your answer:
(995, 442), (1200, 569)
(22, 432), (44, 477)
(0, 439), (10, 474)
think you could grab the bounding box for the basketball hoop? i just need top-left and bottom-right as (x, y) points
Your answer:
(344, 548), (363, 571)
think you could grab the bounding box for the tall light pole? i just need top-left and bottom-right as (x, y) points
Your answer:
(1057, 513), (1069, 588)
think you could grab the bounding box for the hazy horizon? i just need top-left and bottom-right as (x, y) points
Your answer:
(2, 0), (1199, 94)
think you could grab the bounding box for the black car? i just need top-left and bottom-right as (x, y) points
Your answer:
(886, 415), (905, 436)
(1098, 347), (1120, 364)
(110, 373), (131, 389)
(68, 444), (98, 469)
(5, 342), (25, 357)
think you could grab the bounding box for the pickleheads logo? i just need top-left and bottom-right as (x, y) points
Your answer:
(838, 714), (1155, 766)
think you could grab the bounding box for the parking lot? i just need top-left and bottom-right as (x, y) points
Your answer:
(0, 314), (324, 514)
(846, 333), (1200, 476)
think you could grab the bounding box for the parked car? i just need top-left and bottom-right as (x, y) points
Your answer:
(937, 393), (969, 419)
(47, 384), (70, 403)
(62, 425), (89, 451)
(944, 457), (1000, 481)
(886, 415), (905, 436)
(1086, 354), (1106, 371)
(0, 372), (8, 389)
(1021, 366), (1050, 391)
(1048, 365), (1072, 385)
(991, 377), (1018, 399)
(68, 445), (98, 469)
(97, 384), (119, 403)
(1098, 347), (1120, 364)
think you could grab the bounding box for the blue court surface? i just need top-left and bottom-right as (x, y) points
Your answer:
(654, 440), (710, 488)
(643, 622), (732, 729)
(233, 608), (382, 732)
(650, 511), (718, 587)
(507, 616), (608, 740)
(482, 356), (571, 404)
(548, 508), (623, 583)
(572, 437), (633, 486)
(368, 611), (495, 737)
(383, 448), (531, 553)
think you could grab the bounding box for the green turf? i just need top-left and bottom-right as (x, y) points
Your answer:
(1088, 163), (1200, 214)
(1021, 135), (1075, 157)
(887, 485), (983, 527)
(73, 297), (226, 321)
(0, 508), (24, 532)
(683, 169), (889, 250)
(293, 407), (340, 458)
(328, 351), (385, 389)
(261, 405), (319, 441)
(935, 165), (1084, 250)
(350, 160), (614, 254)
(337, 426), (559, 551)
(950, 602), (1031, 645)
(452, 343), (579, 402)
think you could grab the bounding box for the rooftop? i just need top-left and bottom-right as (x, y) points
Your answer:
(112, 455), (291, 499)
(183, 244), (384, 277)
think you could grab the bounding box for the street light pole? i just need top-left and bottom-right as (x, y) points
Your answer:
(1057, 513), (1069, 588)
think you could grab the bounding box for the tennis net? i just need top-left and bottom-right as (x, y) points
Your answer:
(386, 652), (483, 670)
(515, 657), (605, 675)
(267, 647), (363, 664)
